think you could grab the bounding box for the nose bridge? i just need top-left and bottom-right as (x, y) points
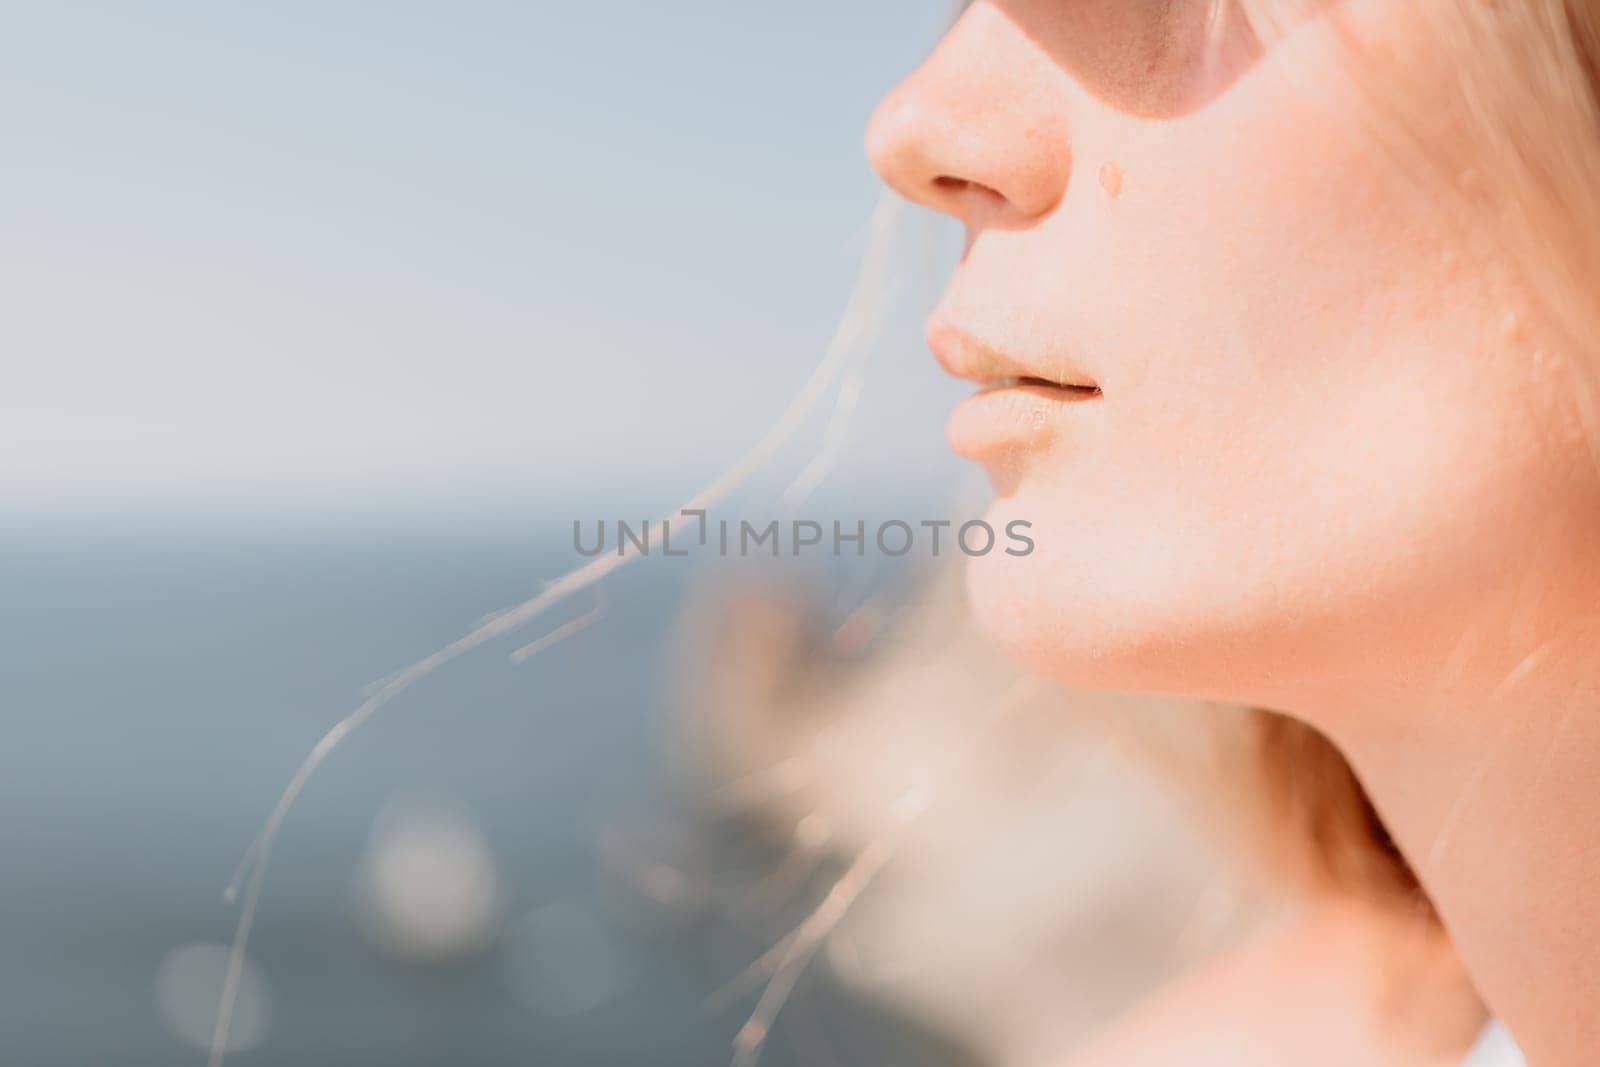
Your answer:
(866, 7), (1073, 222)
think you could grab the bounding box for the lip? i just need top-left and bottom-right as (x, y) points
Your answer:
(926, 315), (1101, 460)
(925, 316), (1098, 393)
(945, 379), (1100, 459)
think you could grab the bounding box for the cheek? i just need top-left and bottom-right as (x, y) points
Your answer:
(968, 336), (1598, 704)
(961, 59), (1600, 700)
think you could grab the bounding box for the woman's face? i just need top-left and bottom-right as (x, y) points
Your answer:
(868, 0), (1600, 712)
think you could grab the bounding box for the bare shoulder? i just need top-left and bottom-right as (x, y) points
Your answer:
(1061, 899), (1485, 1067)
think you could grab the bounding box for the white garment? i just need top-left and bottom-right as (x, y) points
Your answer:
(1462, 1021), (1525, 1067)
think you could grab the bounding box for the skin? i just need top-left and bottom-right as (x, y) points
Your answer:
(866, 1), (1600, 1064)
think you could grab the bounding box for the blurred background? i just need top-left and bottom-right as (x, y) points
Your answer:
(1, 4), (1242, 1065)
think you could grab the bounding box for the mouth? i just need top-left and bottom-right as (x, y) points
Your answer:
(927, 317), (1102, 461)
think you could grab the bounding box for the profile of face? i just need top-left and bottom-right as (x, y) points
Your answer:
(868, 0), (1600, 715)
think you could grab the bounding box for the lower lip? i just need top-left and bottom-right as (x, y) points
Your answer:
(946, 383), (1099, 459)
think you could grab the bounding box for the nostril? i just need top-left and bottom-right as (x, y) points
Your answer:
(932, 175), (1005, 208)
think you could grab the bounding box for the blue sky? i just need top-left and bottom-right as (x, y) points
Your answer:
(2, 2), (975, 511)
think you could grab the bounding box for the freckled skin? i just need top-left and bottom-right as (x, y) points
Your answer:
(868, 1), (1600, 1063)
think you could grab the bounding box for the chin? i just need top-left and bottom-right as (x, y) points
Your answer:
(961, 510), (1118, 689)
(960, 498), (1251, 703)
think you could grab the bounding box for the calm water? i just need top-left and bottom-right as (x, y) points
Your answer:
(0, 508), (971, 1066)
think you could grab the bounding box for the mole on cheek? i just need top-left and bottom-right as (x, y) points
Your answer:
(1098, 160), (1124, 200)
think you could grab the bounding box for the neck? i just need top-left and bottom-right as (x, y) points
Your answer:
(1302, 622), (1600, 1067)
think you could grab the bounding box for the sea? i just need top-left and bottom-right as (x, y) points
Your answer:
(0, 499), (975, 1067)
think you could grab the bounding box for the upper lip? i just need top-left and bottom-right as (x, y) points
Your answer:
(925, 316), (1100, 393)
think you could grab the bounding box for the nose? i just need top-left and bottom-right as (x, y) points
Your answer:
(865, 6), (1072, 226)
